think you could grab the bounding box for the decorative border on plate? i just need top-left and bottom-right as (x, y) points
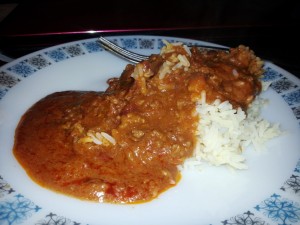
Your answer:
(255, 193), (300, 225)
(0, 36), (300, 225)
(263, 64), (300, 127)
(34, 212), (82, 225)
(222, 210), (270, 225)
(0, 176), (41, 225)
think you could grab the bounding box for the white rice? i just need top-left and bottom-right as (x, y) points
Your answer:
(133, 41), (280, 171)
(182, 88), (281, 170)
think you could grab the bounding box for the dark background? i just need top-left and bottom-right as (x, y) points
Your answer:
(0, 0), (300, 77)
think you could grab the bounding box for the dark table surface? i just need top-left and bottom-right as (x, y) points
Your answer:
(0, 0), (300, 78)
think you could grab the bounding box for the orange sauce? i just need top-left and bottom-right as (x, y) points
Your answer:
(13, 44), (263, 203)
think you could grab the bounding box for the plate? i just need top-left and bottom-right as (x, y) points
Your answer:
(0, 35), (300, 225)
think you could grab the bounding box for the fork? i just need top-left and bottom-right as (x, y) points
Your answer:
(98, 36), (229, 64)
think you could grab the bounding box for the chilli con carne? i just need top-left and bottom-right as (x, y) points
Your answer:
(13, 43), (263, 203)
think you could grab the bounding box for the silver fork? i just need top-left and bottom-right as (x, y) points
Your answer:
(98, 36), (229, 64)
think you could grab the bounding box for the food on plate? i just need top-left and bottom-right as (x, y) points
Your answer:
(13, 41), (280, 203)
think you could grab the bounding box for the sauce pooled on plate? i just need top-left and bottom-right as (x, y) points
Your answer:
(13, 42), (263, 203)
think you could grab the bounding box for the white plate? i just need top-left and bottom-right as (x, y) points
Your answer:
(0, 35), (300, 225)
